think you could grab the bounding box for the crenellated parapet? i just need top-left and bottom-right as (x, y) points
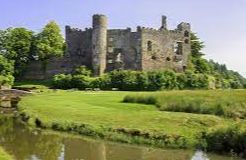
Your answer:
(65, 25), (83, 34)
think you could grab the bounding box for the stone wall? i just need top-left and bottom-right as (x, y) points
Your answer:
(140, 24), (190, 72)
(65, 26), (93, 69)
(107, 28), (141, 71)
(22, 57), (73, 80)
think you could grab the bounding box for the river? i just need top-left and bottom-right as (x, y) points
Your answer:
(0, 114), (244, 160)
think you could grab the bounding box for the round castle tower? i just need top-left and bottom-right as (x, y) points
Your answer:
(92, 14), (108, 76)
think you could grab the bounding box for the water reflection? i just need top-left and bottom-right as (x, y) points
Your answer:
(0, 115), (243, 160)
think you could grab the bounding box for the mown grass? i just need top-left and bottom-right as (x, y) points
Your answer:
(18, 90), (243, 150)
(0, 147), (13, 160)
(123, 90), (246, 119)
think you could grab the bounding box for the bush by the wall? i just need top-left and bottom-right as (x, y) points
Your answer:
(71, 75), (92, 90)
(147, 70), (177, 90)
(0, 75), (14, 87)
(90, 75), (111, 90)
(52, 74), (72, 89)
(51, 67), (245, 91)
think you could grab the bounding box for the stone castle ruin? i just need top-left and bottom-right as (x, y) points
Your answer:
(23, 14), (191, 79)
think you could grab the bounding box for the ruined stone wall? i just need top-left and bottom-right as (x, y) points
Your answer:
(22, 57), (73, 80)
(65, 26), (93, 69)
(140, 25), (190, 72)
(107, 28), (140, 71)
(176, 22), (191, 69)
(128, 31), (142, 70)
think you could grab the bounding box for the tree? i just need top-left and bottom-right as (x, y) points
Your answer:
(35, 21), (64, 60)
(192, 58), (212, 74)
(0, 55), (14, 86)
(4, 28), (33, 76)
(190, 33), (205, 58)
(0, 55), (14, 76)
(0, 29), (11, 55)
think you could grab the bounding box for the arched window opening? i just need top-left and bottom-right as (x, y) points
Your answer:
(166, 57), (171, 61)
(174, 42), (183, 55)
(147, 41), (152, 51)
(184, 31), (189, 37)
(185, 39), (189, 44)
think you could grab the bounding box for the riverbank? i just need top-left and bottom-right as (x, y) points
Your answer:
(1, 114), (243, 160)
(18, 90), (246, 153)
(0, 147), (13, 160)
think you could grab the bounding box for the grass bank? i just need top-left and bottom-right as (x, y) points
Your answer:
(13, 80), (51, 92)
(18, 90), (243, 151)
(123, 90), (246, 119)
(0, 147), (13, 160)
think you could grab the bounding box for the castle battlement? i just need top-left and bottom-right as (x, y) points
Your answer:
(65, 14), (191, 76)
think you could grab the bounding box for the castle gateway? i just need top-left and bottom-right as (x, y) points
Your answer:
(23, 15), (191, 79)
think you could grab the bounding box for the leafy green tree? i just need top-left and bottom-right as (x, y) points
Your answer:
(0, 29), (11, 55)
(189, 32), (246, 88)
(190, 33), (205, 58)
(0, 55), (14, 75)
(35, 21), (64, 60)
(192, 58), (212, 74)
(0, 55), (14, 86)
(4, 28), (33, 60)
(5, 28), (33, 76)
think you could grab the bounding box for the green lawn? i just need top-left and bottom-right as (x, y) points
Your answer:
(0, 147), (13, 160)
(19, 90), (241, 148)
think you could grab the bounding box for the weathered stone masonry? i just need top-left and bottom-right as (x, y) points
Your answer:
(23, 14), (191, 79)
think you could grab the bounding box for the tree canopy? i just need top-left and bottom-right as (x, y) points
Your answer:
(189, 32), (246, 89)
(35, 21), (64, 60)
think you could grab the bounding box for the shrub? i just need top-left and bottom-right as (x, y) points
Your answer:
(0, 75), (14, 86)
(74, 65), (91, 77)
(202, 125), (246, 158)
(123, 94), (157, 104)
(90, 75), (111, 90)
(51, 69), (245, 91)
(135, 72), (149, 91)
(52, 74), (72, 89)
(71, 75), (91, 90)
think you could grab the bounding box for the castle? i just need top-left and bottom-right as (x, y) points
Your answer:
(23, 14), (191, 79)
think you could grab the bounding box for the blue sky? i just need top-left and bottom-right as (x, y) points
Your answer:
(1, 0), (246, 76)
